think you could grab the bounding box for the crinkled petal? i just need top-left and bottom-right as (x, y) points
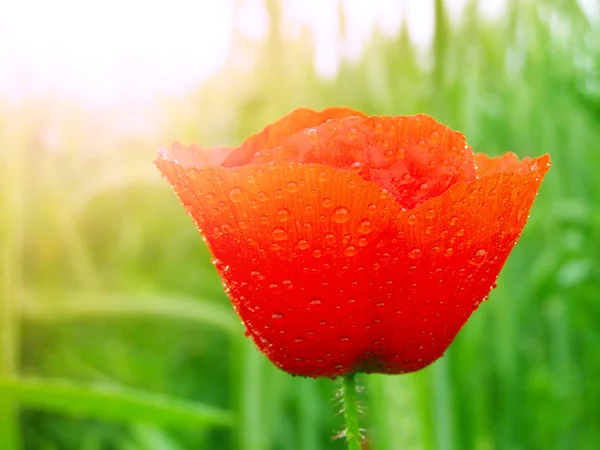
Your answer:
(248, 114), (477, 209)
(223, 107), (365, 167)
(474, 152), (536, 176)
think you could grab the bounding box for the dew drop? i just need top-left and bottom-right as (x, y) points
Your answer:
(205, 193), (217, 204)
(297, 239), (309, 250)
(444, 248), (454, 257)
(431, 246), (441, 255)
(450, 216), (459, 226)
(470, 249), (488, 266)
(367, 204), (377, 214)
(313, 249), (323, 258)
(272, 313), (284, 319)
(278, 207), (290, 222)
(306, 128), (319, 140)
(332, 206), (350, 224)
(408, 214), (417, 225)
(286, 181), (298, 193)
(246, 174), (256, 184)
(318, 171), (329, 182)
(344, 245), (357, 257)
(358, 237), (368, 247)
(274, 189), (284, 199)
(251, 270), (264, 281)
(408, 248), (422, 259)
(340, 336), (350, 342)
(351, 161), (362, 172)
(425, 209), (435, 219)
(358, 219), (372, 234)
(322, 198), (332, 208)
(272, 227), (288, 241)
(324, 233), (336, 244)
(456, 228), (465, 236)
(348, 128), (358, 139)
(309, 298), (322, 305)
(238, 220), (249, 230)
(257, 191), (268, 202)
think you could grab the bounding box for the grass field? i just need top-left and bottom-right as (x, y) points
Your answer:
(1, 1), (600, 449)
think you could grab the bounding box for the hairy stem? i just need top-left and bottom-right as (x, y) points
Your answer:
(341, 373), (362, 450)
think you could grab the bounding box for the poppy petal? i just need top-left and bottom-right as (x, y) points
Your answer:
(156, 156), (404, 377)
(223, 107), (365, 167)
(161, 142), (233, 167)
(365, 153), (551, 373)
(247, 114), (477, 210)
(474, 151), (536, 176)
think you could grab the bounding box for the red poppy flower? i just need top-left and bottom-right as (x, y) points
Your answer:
(156, 108), (550, 378)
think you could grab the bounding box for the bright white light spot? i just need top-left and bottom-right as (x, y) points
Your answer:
(0, 0), (234, 108)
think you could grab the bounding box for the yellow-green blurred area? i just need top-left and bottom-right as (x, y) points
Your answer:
(1, 0), (599, 449)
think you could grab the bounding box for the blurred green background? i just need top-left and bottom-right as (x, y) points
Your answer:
(1, 0), (600, 449)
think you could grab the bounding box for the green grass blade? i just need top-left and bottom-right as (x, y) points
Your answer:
(0, 376), (233, 429)
(21, 292), (240, 334)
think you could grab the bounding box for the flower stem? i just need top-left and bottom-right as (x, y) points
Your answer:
(342, 373), (362, 450)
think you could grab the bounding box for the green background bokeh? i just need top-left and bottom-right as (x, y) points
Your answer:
(1, 1), (599, 449)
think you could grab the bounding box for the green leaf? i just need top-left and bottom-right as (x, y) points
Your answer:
(0, 376), (233, 429)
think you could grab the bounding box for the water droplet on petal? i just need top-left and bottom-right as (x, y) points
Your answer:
(344, 245), (357, 257)
(278, 207), (290, 222)
(286, 181), (298, 193)
(306, 128), (319, 140)
(450, 216), (459, 226)
(425, 209), (435, 219)
(358, 219), (372, 234)
(408, 214), (417, 225)
(324, 233), (336, 244)
(408, 248), (422, 259)
(298, 239), (310, 250)
(318, 171), (329, 182)
(332, 206), (350, 224)
(251, 270), (265, 281)
(257, 191), (268, 202)
(309, 298), (322, 305)
(322, 198), (332, 208)
(313, 249), (323, 258)
(205, 193), (217, 204)
(470, 249), (488, 266)
(444, 248), (454, 257)
(272, 313), (284, 319)
(272, 227), (288, 241)
(274, 189), (284, 199)
(456, 228), (465, 236)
